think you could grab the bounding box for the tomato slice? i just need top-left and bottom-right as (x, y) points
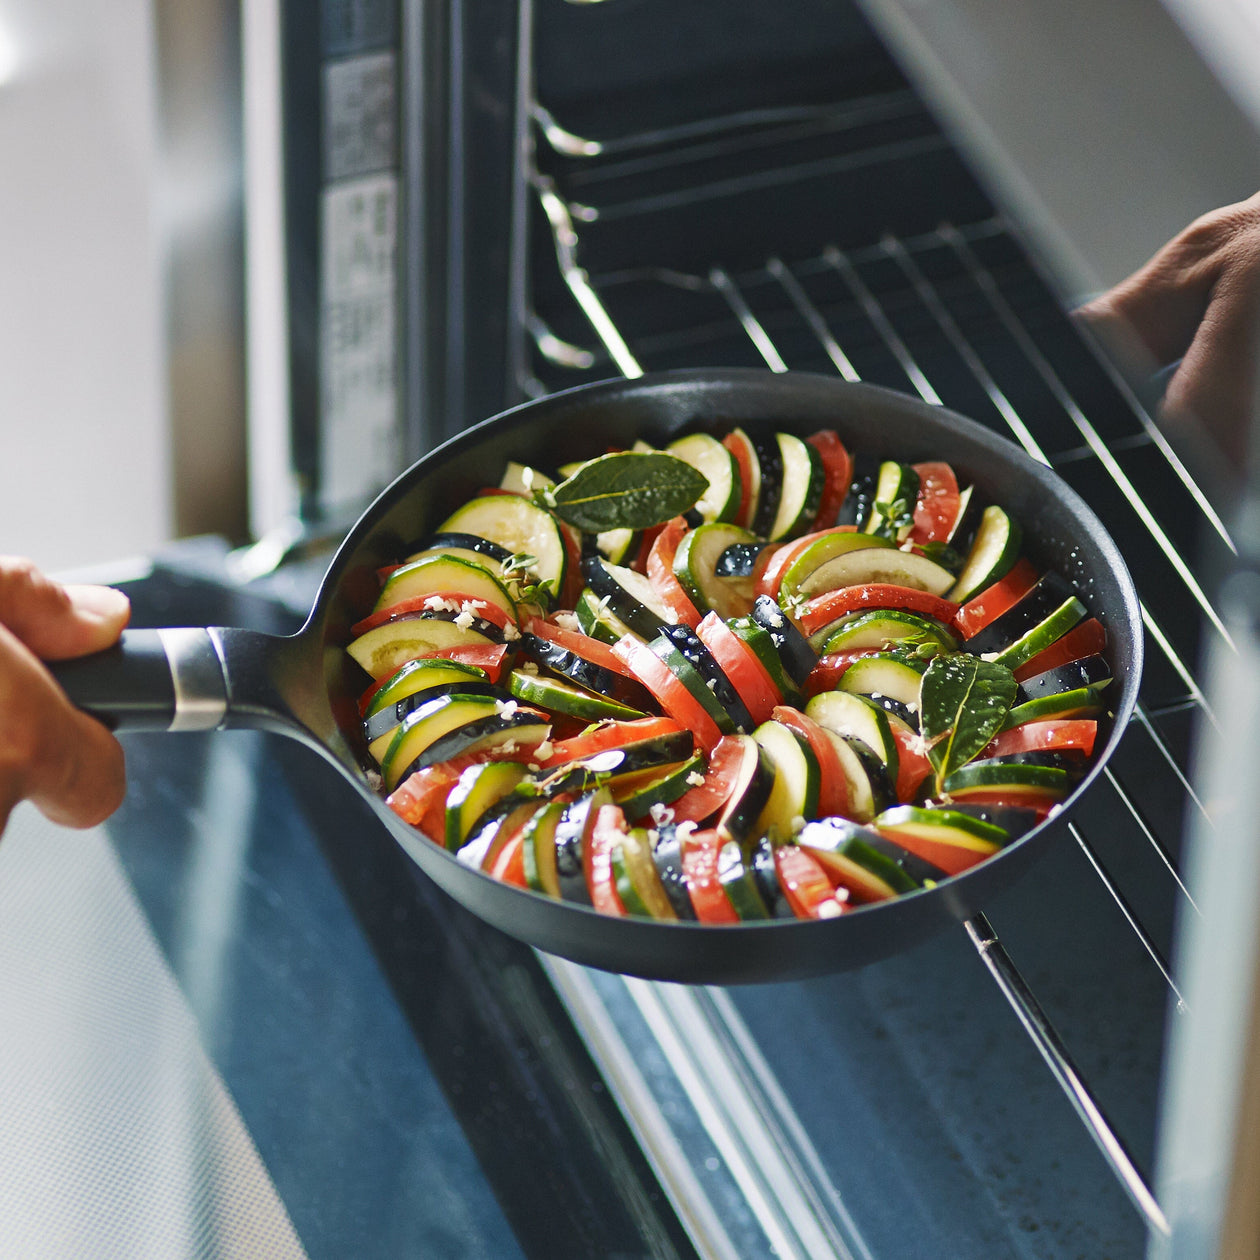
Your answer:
(647, 516), (703, 628)
(611, 636), (726, 752)
(908, 461), (960, 545)
(1013, 618), (1108, 682)
(386, 763), (461, 840)
(982, 719), (1098, 760)
(722, 432), (757, 531)
(488, 830), (529, 888)
(682, 829), (740, 923)
(797, 584), (960, 637)
(772, 704), (849, 817)
(587, 804), (629, 915)
(668, 735), (747, 823)
(806, 430), (853, 530)
(633, 523), (666, 575)
(889, 723), (934, 803)
(696, 611), (781, 724)
(351, 593), (513, 638)
(525, 615), (640, 680)
(754, 526), (857, 600)
(951, 558), (1039, 638)
(802, 649), (880, 698)
(536, 715), (687, 767)
(774, 844), (847, 919)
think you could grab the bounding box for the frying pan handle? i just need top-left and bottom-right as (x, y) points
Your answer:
(50, 628), (230, 733)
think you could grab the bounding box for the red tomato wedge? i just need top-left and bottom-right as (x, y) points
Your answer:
(908, 461), (960, 545)
(351, 593), (512, 639)
(682, 829), (740, 923)
(669, 735), (752, 824)
(386, 763), (461, 841)
(774, 844), (847, 919)
(535, 715), (688, 767)
(587, 805), (629, 916)
(646, 516), (703, 628)
(952, 558), (1039, 638)
(722, 431), (758, 531)
(696, 612), (781, 724)
(488, 830), (529, 888)
(803, 649), (880, 698)
(1012, 618), (1108, 682)
(889, 724), (934, 803)
(611, 636), (726, 753)
(755, 526), (857, 600)
(982, 719), (1097, 760)
(772, 705), (849, 818)
(525, 615), (640, 680)
(797, 584), (959, 637)
(806, 430), (853, 530)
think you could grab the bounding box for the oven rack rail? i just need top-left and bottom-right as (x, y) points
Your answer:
(525, 180), (1229, 1243)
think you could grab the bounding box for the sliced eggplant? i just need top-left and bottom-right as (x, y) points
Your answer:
(650, 824), (699, 920)
(749, 835), (797, 919)
(656, 623), (754, 734)
(713, 734), (777, 845)
(553, 788), (612, 906)
(715, 540), (773, 578)
(1018, 653), (1113, 702)
(581, 556), (679, 640)
(518, 630), (651, 707)
(835, 453), (880, 528)
(649, 636), (740, 736)
(749, 431), (785, 538)
(751, 595), (817, 687)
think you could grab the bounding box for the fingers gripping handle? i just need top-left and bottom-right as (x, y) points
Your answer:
(50, 628), (229, 733)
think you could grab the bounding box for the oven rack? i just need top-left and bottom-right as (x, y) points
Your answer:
(522, 160), (1227, 1248)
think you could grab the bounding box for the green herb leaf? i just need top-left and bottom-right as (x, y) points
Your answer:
(920, 653), (1018, 788)
(547, 452), (709, 533)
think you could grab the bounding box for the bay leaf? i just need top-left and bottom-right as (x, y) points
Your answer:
(546, 451), (709, 533)
(920, 653), (1017, 786)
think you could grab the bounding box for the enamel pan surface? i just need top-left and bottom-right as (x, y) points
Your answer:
(279, 369), (1141, 984)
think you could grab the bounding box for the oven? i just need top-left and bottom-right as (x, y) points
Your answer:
(32, 0), (1247, 1255)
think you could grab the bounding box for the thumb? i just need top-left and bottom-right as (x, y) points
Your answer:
(0, 558), (130, 661)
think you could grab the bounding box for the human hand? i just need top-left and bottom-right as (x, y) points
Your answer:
(1076, 192), (1260, 470)
(0, 557), (131, 838)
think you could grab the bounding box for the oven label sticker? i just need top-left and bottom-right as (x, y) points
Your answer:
(319, 173), (399, 512)
(323, 50), (397, 183)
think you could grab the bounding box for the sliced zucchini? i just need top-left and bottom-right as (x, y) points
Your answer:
(795, 547), (955, 601)
(649, 635), (739, 736)
(724, 427), (762, 531)
(750, 595), (816, 687)
(672, 522), (757, 620)
(365, 680), (507, 763)
(522, 798), (566, 897)
(365, 656), (489, 717)
(948, 505), (1022, 603)
(582, 556), (679, 640)
(838, 653), (929, 709)
(374, 554), (519, 624)
(539, 728), (697, 796)
(814, 609), (957, 655)
(348, 614), (503, 682)
(804, 691), (899, 780)
(444, 761), (532, 852)
(717, 840), (772, 920)
(768, 433), (825, 541)
(777, 531), (894, 606)
(1003, 687), (1107, 728)
(614, 827), (678, 919)
(499, 461), (554, 495)
(940, 752), (1081, 801)
(752, 720), (821, 838)
(508, 669), (646, 722)
(666, 432), (741, 523)
(594, 527), (642, 566)
(840, 736), (897, 818)
(457, 797), (543, 872)
(574, 588), (639, 645)
(439, 494), (568, 600)
(864, 461), (920, 541)
(795, 816), (937, 900)
(404, 531), (515, 577)
(874, 805), (1008, 875)
(947, 484), (980, 548)
(617, 754), (706, 822)
(964, 571), (1081, 653)
(728, 615), (799, 703)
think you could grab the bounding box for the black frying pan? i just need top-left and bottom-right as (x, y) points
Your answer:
(53, 370), (1143, 984)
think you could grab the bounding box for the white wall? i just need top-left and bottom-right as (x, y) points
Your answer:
(0, 0), (170, 573)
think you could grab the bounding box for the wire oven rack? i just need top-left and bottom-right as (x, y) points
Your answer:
(514, 80), (1233, 1257)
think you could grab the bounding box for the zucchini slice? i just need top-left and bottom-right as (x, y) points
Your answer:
(582, 556), (679, 640)
(444, 761), (532, 852)
(613, 828), (678, 919)
(964, 572), (1085, 661)
(795, 816), (939, 901)
(940, 752), (1082, 801)
(650, 636), (740, 736)
(777, 531), (894, 606)
(948, 505), (1022, 603)
(374, 554), (520, 624)
(521, 798), (566, 897)
(574, 588), (639, 645)
(874, 805), (1008, 875)
(508, 669), (646, 722)
(456, 797), (543, 871)
(672, 522), (758, 620)
(813, 609), (957, 655)
(717, 840), (772, 920)
(518, 630), (651, 707)
(838, 653), (929, 709)
(864, 461), (920, 541)
(752, 720), (821, 838)
(667, 432), (742, 523)
(795, 548), (956, 601)
(1003, 687), (1107, 728)
(347, 614), (504, 682)
(769, 433), (825, 541)
(365, 680), (507, 763)
(727, 616), (799, 703)
(439, 494), (568, 601)
(616, 754), (706, 822)
(804, 690), (899, 779)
